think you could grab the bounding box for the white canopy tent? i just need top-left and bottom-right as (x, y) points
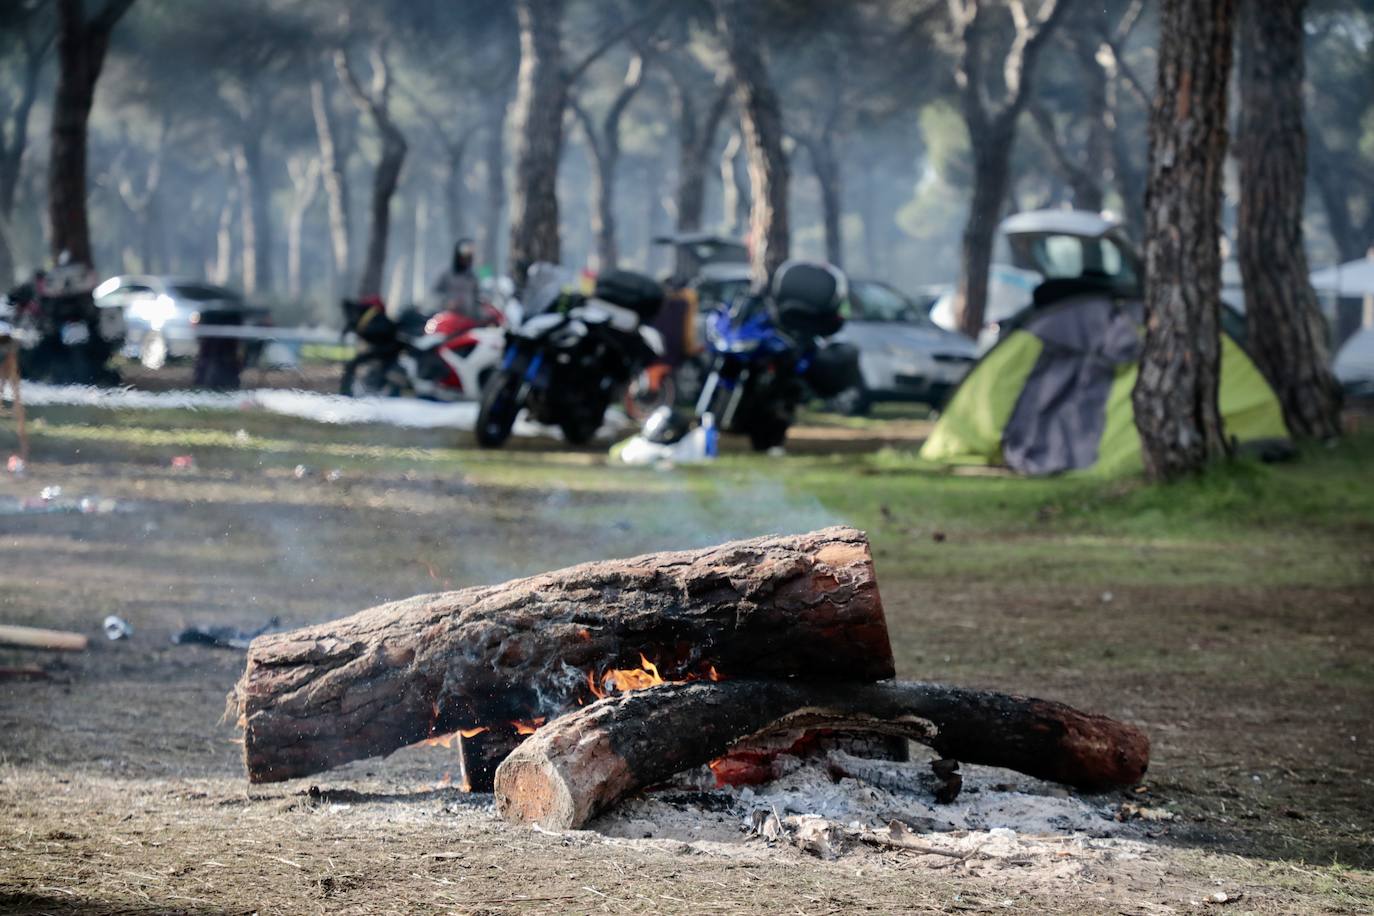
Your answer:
(1310, 257), (1374, 297)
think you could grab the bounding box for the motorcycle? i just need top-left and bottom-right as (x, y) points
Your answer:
(9, 266), (124, 386)
(695, 260), (859, 451)
(339, 296), (506, 401)
(475, 266), (665, 448)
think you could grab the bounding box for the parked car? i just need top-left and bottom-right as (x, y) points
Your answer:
(929, 210), (1137, 351)
(94, 276), (267, 369)
(832, 279), (978, 414)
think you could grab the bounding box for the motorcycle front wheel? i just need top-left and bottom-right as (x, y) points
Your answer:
(475, 368), (522, 448)
(558, 404), (603, 445)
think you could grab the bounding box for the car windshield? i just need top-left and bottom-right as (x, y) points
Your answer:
(1009, 234), (1140, 291)
(852, 282), (932, 325)
(169, 284), (240, 303)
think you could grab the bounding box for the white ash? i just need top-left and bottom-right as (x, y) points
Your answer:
(590, 749), (1139, 851)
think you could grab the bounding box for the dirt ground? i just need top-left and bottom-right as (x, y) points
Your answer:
(1, 403), (1372, 914)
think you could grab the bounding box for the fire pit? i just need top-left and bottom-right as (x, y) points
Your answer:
(228, 527), (1148, 830)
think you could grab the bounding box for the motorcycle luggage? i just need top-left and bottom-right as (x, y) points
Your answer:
(804, 341), (862, 397)
(594, 270), (664, 321)
(770, 261), (846, 339)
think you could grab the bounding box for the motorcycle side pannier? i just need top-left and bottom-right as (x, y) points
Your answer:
(805, 341), (862, 397)
(594, 270), (664, 321)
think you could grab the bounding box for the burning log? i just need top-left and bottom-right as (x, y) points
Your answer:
(494, 679), (1150, 830)
(230, 527), (894, 784)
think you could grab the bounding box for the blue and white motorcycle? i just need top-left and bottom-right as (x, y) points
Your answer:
(475, 266), (665, 448)
(694, 261), (859, 451)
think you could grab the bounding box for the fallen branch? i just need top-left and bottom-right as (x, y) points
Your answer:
(0, 624), (88, 652)
(494, 679), (1149, 829)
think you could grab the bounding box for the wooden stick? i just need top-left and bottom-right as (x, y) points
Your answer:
(0, 624), (89, 652)
(494, 679), (1150, 830)
(1, 347), (26, 461)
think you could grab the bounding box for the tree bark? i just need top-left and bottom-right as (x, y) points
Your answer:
(336, 47), (407, 301)
(442, 143), (466, 241)
(230, 527), (894, 784)
(573, 52), (648, 273)
(232, 136), (271, 296)
(47, 0), (137, 268)
(481, 95), (507, 272)
(956, 124), (1015, 337)
(311, 78), (352, 295)
(669, 77), (730, 257)
(211, 182), (237, 287)
(804, 133), (844, 267)
(719, 128), (750, 238)
(507, 0), (566, 288)
(285, 155), (320, 300)
(0, 16), (54, 284)
(714, 0), (789, 285)
(1236, 0), (1342, 440)
(1132, 0), (1235, 482)
(495, 679), (1150, 830)
(948, 0), (1071, 338)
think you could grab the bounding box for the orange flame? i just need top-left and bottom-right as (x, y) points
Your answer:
(586, 654), (724, 701)
(512, 717), (546, 736)
(417, 725), (487, 748)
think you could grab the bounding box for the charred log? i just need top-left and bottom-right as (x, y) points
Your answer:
(230, 527), (894, 784)
(495, 679), (1150, 830)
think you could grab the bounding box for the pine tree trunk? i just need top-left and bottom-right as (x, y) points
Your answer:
(1132, 0), (1235, 481)
(808, 134), (843, 268)
(714, 0), (788, 284)
(507, 0), (566, 288)
(481, 96), (508, 273)
(719, 129), (750, 238)
(672, 84), (728, 256)
(589, 151), (618, 271)
(1236, 0), (1342, 440)
(233, 139), (269, 296)
(357, 127), (406, 299)
(311, 79), (352, 294)
(444, 147), (465, 240)
(212, 186), (237, 287)
(48, 0), (128, 267)
(954, 124), (1014, 338)
(1107, 83), (1147, 242)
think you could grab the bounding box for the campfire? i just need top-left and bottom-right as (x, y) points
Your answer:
(229, 527), (1148, 831)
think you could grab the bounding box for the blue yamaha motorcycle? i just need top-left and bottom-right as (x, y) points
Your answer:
(694, 261), (859, 451)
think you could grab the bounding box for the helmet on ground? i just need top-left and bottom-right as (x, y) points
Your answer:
(641, 406), (692, 445)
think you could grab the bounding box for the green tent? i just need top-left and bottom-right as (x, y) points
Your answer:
(919, 294), (1290, 476)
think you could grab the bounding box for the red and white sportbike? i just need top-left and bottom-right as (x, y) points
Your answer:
(340, 296), (506, 401)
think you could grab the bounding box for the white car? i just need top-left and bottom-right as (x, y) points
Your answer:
(95, 275), (266, 369)
(929, 210), (1141, 351)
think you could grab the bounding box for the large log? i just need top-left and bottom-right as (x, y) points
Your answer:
(494, 679), (1150, 830)
(230, 527), (893, 783)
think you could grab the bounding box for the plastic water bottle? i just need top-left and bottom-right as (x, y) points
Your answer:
(701, 412), (718, 458)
